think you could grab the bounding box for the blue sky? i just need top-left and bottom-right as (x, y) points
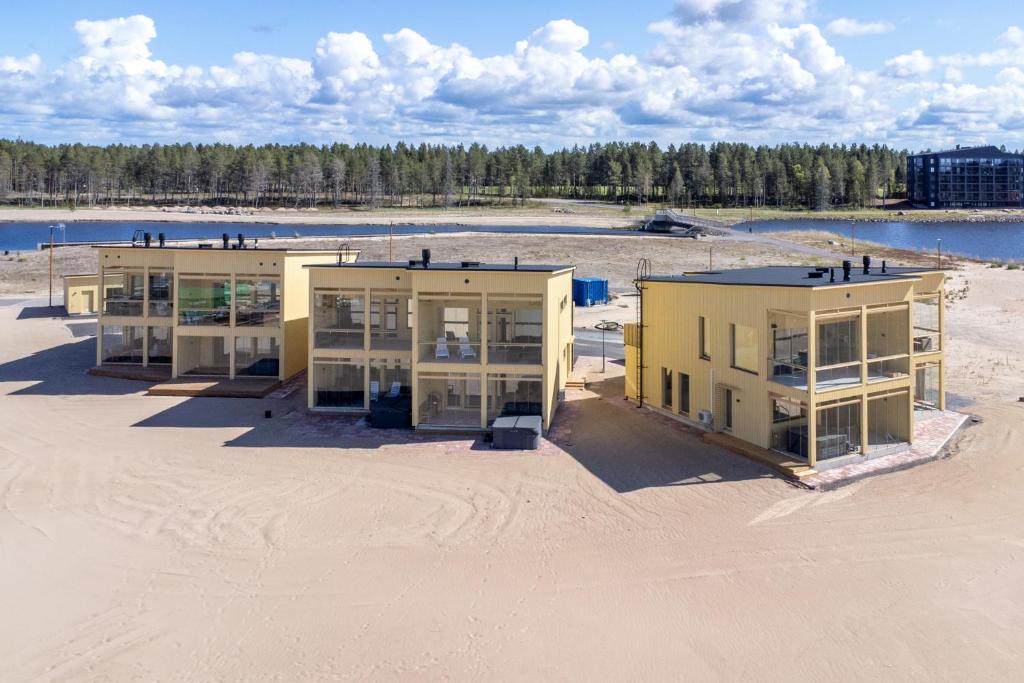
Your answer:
(1, 0), (1022, 149)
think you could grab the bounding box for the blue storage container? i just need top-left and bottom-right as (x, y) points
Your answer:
(572, 277), (609, 307)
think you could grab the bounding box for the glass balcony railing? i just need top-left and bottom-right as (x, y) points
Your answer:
(419, 338), (481, 363)
(103, 297), (144, 317)
(488, 342), (542, 365)
(314, 329), (364, 349)
(178, 307), (231, 326)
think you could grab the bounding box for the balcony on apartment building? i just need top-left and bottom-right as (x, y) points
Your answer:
(768, 307), (911, 393)
(417, 298), (483, 364)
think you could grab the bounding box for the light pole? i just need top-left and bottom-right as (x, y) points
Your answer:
(47, 223), (65, 308)
(594, 320), (621, 373)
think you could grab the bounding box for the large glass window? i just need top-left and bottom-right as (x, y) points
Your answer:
(769, 314), (808, 388)
(770, 397), (809, 460)
(101, 325), (144, 364)
(313, 361), (365, 409)
(369, 294), (413, 351)
(235, 279), (280, 327)
(369, 358), (411, 401)
(915, 363), (941, 407)
(698, 316), (710, 360)
(418, 298), (482, 363)
(730, 323), (758, 374)
(313, 291), (365, 349)
(867, 391), (911, 451)
(418, 373), (482, 426)
(103, 268), (144, 316)
(178, 277), (232, 326)
(815, 398), (861, 461)
(867, 308), (910, 382)
(486, 374), (543, 422)
(235, 336), (280, 377)
(816, 315), (861, 390)
(177, 335), (231, 375)
(488, 299), (543, 364)
(148, 270), (173, 317)
(913, 295), (941, 353)
(147, 326), (173, 364)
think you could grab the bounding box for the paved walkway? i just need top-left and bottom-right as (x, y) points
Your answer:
(801, 410), (970, 489)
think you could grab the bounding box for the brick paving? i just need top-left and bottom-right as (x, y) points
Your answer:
(800, 409), (970, 489)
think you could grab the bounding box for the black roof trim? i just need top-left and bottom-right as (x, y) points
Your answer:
(641, 265), (947, 288)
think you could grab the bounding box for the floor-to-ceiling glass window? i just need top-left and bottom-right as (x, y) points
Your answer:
(418, 372), (482, 426)
(148, 270), (173, 318)
(313, 291), (365, 349)
(147, 326), (173, 364)
(488, 299), (543, 364)
(234, 336), (280, 377)
(235, 278), (280, 327)
(101, 325), (145, 364)
(178, 276), (232, 326)
(312, 360), (365, 409)
(177, 336), (231, 375)
(486, 374), (543, 422)
(814, 397), (862, 461)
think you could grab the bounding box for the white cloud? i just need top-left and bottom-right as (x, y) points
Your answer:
(2, 12), (1024, 148)
(884, 50), (933, 78)
(826, 18), (894, 37)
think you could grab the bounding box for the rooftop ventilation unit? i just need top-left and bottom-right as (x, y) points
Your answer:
(807, 271), (824, 279)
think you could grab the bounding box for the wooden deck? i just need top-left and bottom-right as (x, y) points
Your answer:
(89, 365), (173, 382)
(702, 432), (817, 481)
(147, 377), (281, 398)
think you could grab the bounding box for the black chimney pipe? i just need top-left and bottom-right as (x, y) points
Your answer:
(881, 260), (887, 273)
(158, 232), (165, 247)
(237, 233), (245, 249)
(421, 248), (431, 268)
(222, 233), (230, 249)
(842, 260), (851, 281)
(863, 255), (871, 274)
(514, 256), (519, 270)
(143, 232), (151, 248)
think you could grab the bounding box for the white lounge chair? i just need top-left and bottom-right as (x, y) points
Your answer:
(369, 380), (380, 402)
(435, 337), (450, 360)
(387, 381), (401, 398)
(458, 336), (477, 360)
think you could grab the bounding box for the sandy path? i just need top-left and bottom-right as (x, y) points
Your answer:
(1, 293), (1023, 680)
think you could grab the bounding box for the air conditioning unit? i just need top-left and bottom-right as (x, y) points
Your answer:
(697, 410), (714, 427)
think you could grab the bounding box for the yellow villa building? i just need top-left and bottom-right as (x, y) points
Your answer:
(94, 237), (356, 382)
(625, 259), (946, 469)
(306, 251), (575, 431)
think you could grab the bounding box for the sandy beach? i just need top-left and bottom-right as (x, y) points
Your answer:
(1, 225), (1022, 680)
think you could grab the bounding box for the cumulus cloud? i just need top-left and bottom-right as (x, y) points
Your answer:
(884, 50), (933, 78)
(826, 18), (894, 36)
(2, 12), (1024, 148)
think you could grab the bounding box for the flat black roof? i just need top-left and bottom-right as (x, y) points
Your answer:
(643, 265), (945, 288)
(93, 245), (339, 253)
(910, 145), (1022, 159)
(306, 260), (573, 273)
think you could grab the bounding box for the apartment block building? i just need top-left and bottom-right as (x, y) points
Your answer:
(306, 252), (574, 431)
(95, 239), (354, 381)
(625, 260), (946, 469)
(908, 145), (1024, 208)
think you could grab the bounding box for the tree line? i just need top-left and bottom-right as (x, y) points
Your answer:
(0, 139), (910, 210)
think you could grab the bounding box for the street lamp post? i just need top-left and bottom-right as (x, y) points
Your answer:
(594, 320), (622, 373)
(47, 223), (65, 308)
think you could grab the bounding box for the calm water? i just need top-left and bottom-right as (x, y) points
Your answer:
(747, 219), (1024, 260)
(0, 222), (623, 252)
(2, 218), (1022, 260)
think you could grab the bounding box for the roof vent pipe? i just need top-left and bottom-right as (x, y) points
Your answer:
(237, 233), (245, 249)
(514, 256), (519, 271)
(881, 260), (887, 273)
(842, 260), (852, 281)
(143, 232), (151, 248)
(222, 233), (230, 249)
(158, 232), (165, 247)
(829, 267), (835, 283)
(863, 255), (871, 274)
(421, 248), (430, 269)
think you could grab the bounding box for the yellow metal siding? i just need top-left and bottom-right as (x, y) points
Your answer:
(63, 274), (99, 315)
